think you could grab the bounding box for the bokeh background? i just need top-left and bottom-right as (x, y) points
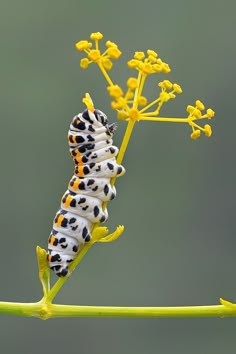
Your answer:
(0, 0), (235, 353)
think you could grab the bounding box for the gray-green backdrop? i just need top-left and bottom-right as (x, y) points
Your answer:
(0, 0), (235, 353)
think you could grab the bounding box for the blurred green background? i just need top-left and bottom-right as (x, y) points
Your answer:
(0, 0), (235, 353)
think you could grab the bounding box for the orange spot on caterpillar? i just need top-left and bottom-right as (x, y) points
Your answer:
(73, 178), (80, 190)
(78, 166), (84, 176)
(72, 135), (77, 144)
(49, 235), (56, 245)
(64, 194), (73, 208)
(76, 155), (83, 164)
(56, 214), (64, 227)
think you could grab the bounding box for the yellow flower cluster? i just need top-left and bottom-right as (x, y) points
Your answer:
(75, 32), (122, 72)
(158, 80), (182, 102)
(128, 50), (171, 75)
(187, 100), (215, 140)
(75, 31), (215, 139)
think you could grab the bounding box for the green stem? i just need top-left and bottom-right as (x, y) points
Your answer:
(97, 62), (113, 86)
(0, 301), (235, 319)
(140, 116), (189, 122)
(139, 97), (161, 113)
(116, 119), (135, 165)
(133, 72), (142, 109)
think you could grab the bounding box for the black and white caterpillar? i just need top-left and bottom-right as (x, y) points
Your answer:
(47, 100), (125, 276)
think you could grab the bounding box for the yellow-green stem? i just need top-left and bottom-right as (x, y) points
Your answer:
(133, 72), (142, 109)
(141, 116), (189, 123)
(98, 62), (113, 86)
(138, 74), (146, 97)
(139, 97), (161, 113)
(0, 301), (235, 319)
(116, 120), (135, 165)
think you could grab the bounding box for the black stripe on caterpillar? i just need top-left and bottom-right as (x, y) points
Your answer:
(47, 107), (125, 276)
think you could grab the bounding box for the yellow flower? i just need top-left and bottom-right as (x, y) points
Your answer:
(173, 84), (182, 94)
(159, 91), (171, 102)
(161, 63), (171, 73)
(148, 55), (157, 63)
(75, 40), (92, 51)
(186, 105), (195, 114)
(101, 57), (113, 70)
(196, 100), (205, 111)
(111, 97), (126, 110)
(147, 49), (158, 58)
(152, 64), (162, 72)
(127, 77), (138, 89)
(158, 80), (172, 90)
(90, 32), (103, 41)
(107, 46), (122, 59)
(204, 124), (212, 137)
(134, 51), (145, 60)
(127, 59), (139, 68)
(117, 110), (129, 120)
(88, 49), (101, 62)
(106, 40), (118, 48)
(162, 80), (173, 90)
(193, 109), (202, 118)
(80, 58), (89, 69)
(139, 62), (153, 74)
(190, 130), (201, 140)
(158, 81), (165, 89)
(138, 96), (147, 106)
(107, 85), (124, 98)
(207, 108), (215, 119)
(126, 91), (134, 99)
(111, 100), (123, 109)
(129, 108), (140, 121)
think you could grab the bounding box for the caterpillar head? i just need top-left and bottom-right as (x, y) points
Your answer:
(94, 109), (108, 126)
(81, 108), (108, 127)
(82, 93), (108, 125)
(82, 93), (116, 135)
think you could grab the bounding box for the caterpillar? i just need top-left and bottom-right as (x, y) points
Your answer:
(47, 95), (125, 277)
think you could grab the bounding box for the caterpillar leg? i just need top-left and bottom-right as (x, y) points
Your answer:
(92, 225), (124, 242)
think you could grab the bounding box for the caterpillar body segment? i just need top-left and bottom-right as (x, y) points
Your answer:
(68, 176), (117, 202)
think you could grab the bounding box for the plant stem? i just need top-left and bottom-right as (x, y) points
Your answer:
(0, 301), (235, 319)
(140, 116), (188, 122)
(116, 120), (135, 165)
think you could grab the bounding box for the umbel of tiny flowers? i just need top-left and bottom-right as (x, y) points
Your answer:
(75, 32), (215, 140)
(76, 32), (121, 86)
